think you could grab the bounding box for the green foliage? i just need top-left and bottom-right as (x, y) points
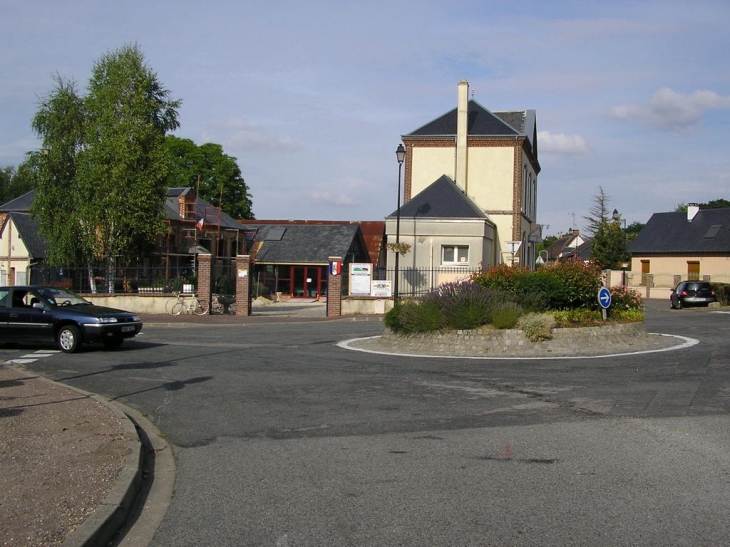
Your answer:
(165, 136), (254, 219)
(491, 302), (523, 329)
(517, 313), (556, 341)
(711, 283), (730, 305)
(472, 261), (602, 310)
(609, 308), (645, 322)
(384, 300), (444, 334)
(551, 308), (603, 327)
(422, 281), (506, 330)
(30, 44), (180, 269)
(592, 220), (628, 269)
(609, 285), (644, 310)
(0, 165), (35, 204)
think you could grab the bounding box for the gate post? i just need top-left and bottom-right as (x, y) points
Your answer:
(235, 255), (252, 316)
(327, 256), (342, 318)
(197, 253), (212, 310)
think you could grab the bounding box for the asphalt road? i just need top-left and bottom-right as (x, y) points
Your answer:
(9, 302), (730, 546)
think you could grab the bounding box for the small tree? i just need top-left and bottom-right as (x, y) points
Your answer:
(165, 136), (254, 219)
(31, 45), (181, 291)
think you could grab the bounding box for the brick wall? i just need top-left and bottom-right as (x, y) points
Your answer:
(235, 255), (251, 316)
(326, 256), (342, 317)
(197, 253), (212, 309)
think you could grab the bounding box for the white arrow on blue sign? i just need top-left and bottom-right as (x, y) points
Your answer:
(598, 287), (612, 309)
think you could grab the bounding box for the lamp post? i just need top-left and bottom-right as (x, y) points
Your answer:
(394, 144), (406, 304)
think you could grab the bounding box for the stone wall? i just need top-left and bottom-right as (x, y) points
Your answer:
(378, 322), (653, 358)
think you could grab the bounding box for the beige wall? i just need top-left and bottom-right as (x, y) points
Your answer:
(630, 255), (730, 287)
(0, 219), (32, 285)
(466, 147), (515, 211)
(385, 218), (494, 271)
(410, 147), (456, 196)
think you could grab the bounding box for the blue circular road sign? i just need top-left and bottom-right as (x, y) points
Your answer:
(598, 287), (612, 309)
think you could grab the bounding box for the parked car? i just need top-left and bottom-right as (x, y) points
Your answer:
(669, 281), (717, 309)
(0, 285), (143, 353)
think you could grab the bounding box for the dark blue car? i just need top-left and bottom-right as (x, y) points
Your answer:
(0, 285), (143, 353)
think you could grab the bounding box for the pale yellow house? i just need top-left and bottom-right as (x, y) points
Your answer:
(0, 212), (46, 286)
(629, 205), (730, 287)
(389, 79), (540, 278)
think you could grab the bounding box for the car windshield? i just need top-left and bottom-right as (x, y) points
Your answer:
(37, 287), (91, 306)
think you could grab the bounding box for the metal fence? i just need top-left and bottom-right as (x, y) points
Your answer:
(29, 264), (236, 295)
(382, 266), (481, 298)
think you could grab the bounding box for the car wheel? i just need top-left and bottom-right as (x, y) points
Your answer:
(103, 338), (124, 349)
(58, 325), (82, 353)
(677, 299), (683, 310)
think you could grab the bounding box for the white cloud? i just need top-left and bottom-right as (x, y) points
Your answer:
(538, 131), (591, 154)
(200, 119), (300, 154)
(610, 88), (730, 131)
(310, 191), (357, 208)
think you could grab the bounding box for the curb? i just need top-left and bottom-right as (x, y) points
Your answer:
(23, 375), (144, 547)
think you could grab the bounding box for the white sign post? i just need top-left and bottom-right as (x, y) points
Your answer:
(505, 241), (522, 266)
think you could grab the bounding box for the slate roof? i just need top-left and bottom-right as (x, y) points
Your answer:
(4, 212), (47, 259)
(405, 99), (535, 138)
(0, 191), (35, 212)
(238, 223), (366, 264)
(629, 208), (730, 254)
(237, 219), (384, 265)
(386, 175), (488, 220)
(546, 231), (586, 260)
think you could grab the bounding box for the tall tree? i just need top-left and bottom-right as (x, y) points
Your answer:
(30, 45), (181, 285)
(165, 135), (254, 219)
(583, 186), (610, 237)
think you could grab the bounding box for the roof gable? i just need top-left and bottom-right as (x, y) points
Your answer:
(630, 208), (730, 254)
(387, 175), (487, 220)
(239, 223), (367, 264)
(406, 100), (522, 138)
(5, 212), (47, 258)
(0, 190), (36, 212)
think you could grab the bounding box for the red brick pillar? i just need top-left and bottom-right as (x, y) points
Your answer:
(326, 256), (342, 318)
(197, 253), (212, 313)
(235, 255), (252, 316)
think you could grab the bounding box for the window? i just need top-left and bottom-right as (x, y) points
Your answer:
(442, 245), (469, 265)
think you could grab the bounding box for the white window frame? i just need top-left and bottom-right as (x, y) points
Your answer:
(441, 245), (469, 266)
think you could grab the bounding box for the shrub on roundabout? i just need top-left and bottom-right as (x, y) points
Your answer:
(384, 260), (645, 336)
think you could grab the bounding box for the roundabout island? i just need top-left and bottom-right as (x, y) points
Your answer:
(341, 322), (697, 360)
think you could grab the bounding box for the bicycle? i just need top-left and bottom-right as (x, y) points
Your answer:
(167, 292), (209, 315)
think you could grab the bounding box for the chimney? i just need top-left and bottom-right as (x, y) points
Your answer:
(687, 203), (699, 222)
(456, 79), (469, 193)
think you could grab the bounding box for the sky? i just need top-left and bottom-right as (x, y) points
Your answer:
(2, 0), (730, 237)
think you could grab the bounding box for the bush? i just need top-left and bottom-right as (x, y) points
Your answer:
(473, 260), (603, 310)
(609, 285), (644, 310)
(711, 282), (730, 305)
(424, 281), (508, 329)
(491, 302), (523, 329)
(384, 300), (444, 334)
(517, 313), (555, 341)
(610, 308), (645, 323)
(551, 308), (603, 328)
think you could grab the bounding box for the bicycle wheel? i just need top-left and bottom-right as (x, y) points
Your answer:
(193, 298), (209, 315)
(166, 298), (180, 315)
(171, 301), (185, 316)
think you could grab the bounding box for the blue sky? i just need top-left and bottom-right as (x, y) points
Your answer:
(2, 1), (729, 236)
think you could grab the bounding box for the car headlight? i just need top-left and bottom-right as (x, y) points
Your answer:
(99, 317), (118, 323)
(132, 315), (141, 322)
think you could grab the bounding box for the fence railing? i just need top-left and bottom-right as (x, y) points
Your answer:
(381, 266), (481, 297)
(29, 264), (237, 295)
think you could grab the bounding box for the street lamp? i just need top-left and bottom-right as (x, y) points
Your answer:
(394, 144), (406, 304)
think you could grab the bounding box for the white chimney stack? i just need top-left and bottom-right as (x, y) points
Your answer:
(687, 203), (699, 222)
(456, 79), (469, 193)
